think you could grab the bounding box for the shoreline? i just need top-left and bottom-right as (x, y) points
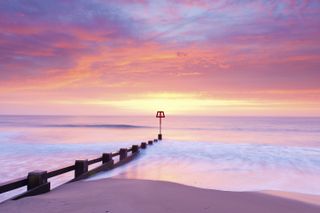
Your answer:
(0, 178), (319, 213)
(111, 175), (320, 206)
(262, 190), (320, 206)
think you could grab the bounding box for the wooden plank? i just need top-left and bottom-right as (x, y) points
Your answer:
(88, 157), (102, 165)
(114, 153), (138, 168)
(0, 177), (27, 194)
(70, 160), (114, 182)
(112, 152), (120, 157)
(47, 165), (75, 178)
(1, 140), (145, 197)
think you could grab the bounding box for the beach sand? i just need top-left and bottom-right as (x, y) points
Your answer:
(0, 178), (319, 213)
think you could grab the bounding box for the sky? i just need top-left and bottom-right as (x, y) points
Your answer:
(0, 0), (320, 116)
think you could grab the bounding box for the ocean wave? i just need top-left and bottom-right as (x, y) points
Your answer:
(0, 123), (152, 129)
(173, 127), (320, 133)
(90, 141), (320, 194)
(40, 124), (152, 129)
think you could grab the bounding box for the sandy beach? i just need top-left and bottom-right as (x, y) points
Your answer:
(0, 178), (319, 213)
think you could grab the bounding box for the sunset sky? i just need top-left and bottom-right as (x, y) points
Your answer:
(0, 0), (319, 116)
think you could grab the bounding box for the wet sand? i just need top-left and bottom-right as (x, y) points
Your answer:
(0, 178), (319, 213)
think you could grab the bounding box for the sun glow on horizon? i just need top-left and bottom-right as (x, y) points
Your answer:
(18, 92), (313, 116)
(0, 1), (319, 116)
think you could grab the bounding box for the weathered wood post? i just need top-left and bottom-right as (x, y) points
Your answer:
(119, 148), (128, 160)
(24, 170), (50, 199)
(141, 142), (147, 149)
(27, 170), (50, 193)
(132, 145), (139, 153)
(1, 141), (153, 199)
(102, 153), (114, 171)
(74, 160), (88, 178)
(102, 153), (113, 164)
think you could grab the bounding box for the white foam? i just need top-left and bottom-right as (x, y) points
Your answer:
(89, 140), (320, 195)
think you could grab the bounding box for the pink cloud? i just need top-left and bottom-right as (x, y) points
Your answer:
(0, 0), (319, 115)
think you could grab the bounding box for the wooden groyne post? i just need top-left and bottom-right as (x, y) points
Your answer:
(0, 137), (160, 201)
(27, 171), (50, 196)
(75, 160), (89, 178)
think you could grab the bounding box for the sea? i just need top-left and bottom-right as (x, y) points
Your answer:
(0, 115), (319, 202)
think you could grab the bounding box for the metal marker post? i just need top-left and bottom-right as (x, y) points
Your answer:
(156, 111), (165, 140)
